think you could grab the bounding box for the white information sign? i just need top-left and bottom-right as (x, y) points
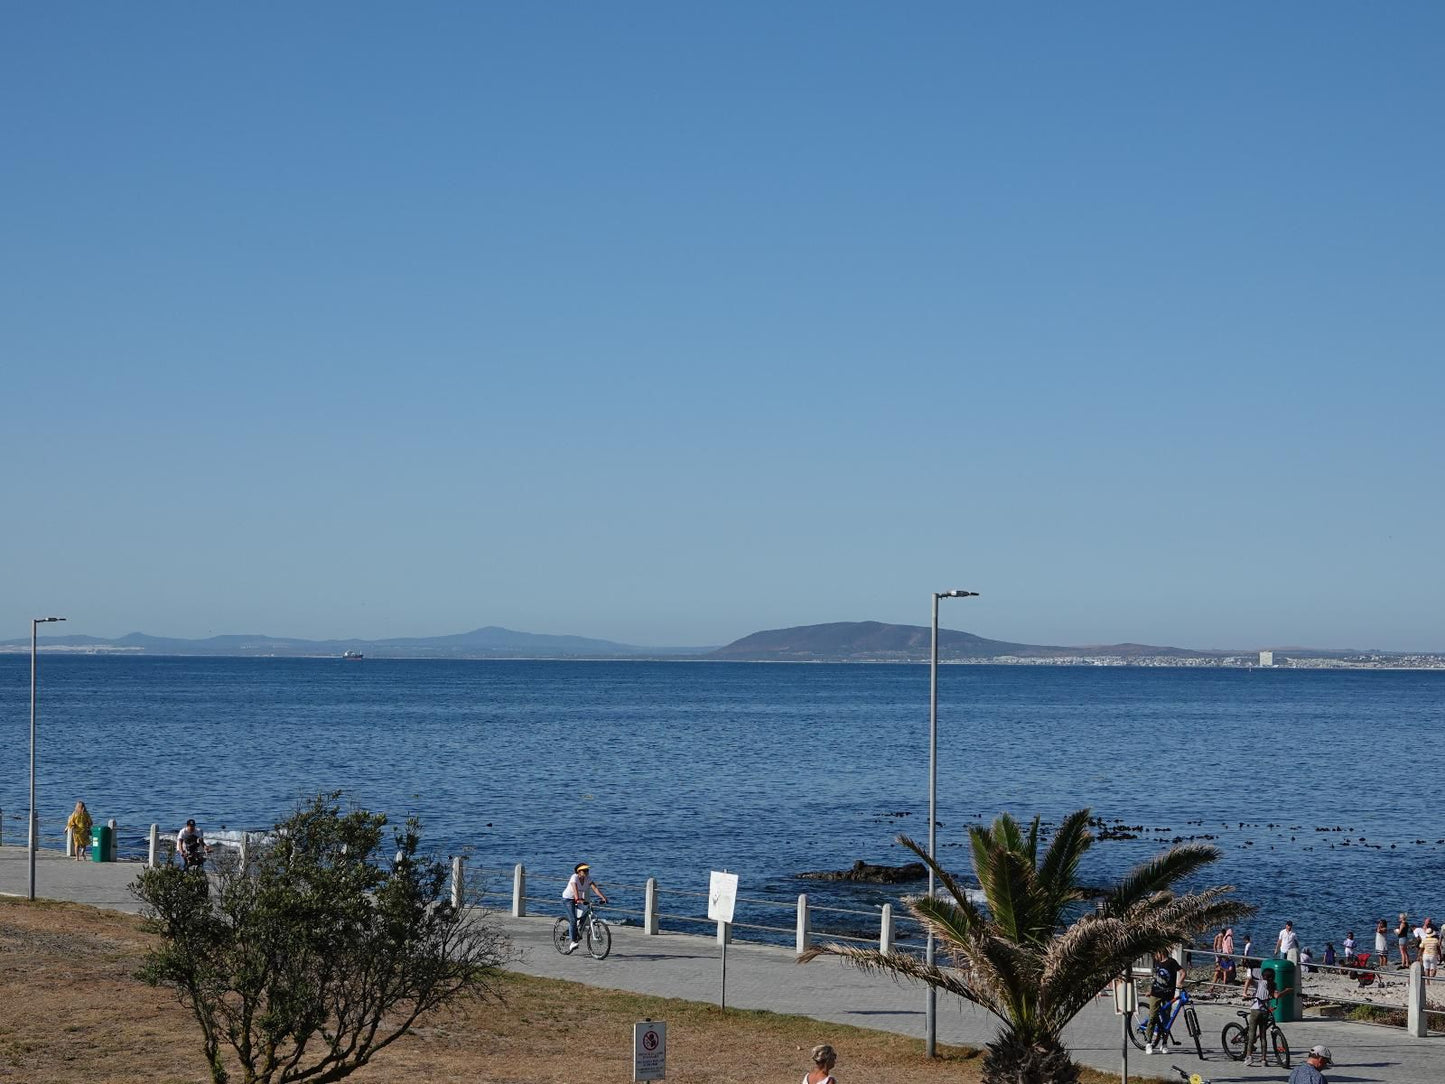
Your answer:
(1111, 977), (1137, 1015)
(708, 870), (739, 924)
(633, 1020), (666, 1082)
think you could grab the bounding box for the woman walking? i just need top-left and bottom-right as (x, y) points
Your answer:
(65, 801), (92, 861)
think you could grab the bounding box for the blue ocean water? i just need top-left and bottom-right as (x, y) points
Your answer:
(2, 655), (1442, 947)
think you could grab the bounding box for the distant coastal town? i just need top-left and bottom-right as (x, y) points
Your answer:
(978, 651), (1445, 669)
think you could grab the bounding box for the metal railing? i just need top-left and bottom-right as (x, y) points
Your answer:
(464, 860), (920, 955)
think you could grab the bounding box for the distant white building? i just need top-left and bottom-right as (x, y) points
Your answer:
(1259, 650), (1274, 667)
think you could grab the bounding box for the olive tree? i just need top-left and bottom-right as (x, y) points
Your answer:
(133, 793), (509, 1084)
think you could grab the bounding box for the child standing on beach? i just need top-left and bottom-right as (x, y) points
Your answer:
(1376, 919), (1389, 967)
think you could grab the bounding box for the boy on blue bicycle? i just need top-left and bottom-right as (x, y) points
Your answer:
(1145, 948), (1185, 1053)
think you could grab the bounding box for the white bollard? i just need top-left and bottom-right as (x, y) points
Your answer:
(451, 856), (465, 910)
(880, 903), (894, 954)
(148, 824), (159, 868)
(512, 863), (526, 918)
(66, 827), (74, 858)
(107, 819), (118, 862)
(644, 877), (659, 935)
(796, 894), (811, 953)
(717, 920), (732, 945)
(1408, 962), (1427, 1037)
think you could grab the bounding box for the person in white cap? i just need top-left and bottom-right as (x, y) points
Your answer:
(1288, 1045), (1332, 1084)
(560, 861), (608, 954)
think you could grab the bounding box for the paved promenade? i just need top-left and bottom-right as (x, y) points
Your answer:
(3, 845), (1440, 1082)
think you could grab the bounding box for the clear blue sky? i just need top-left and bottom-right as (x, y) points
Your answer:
(3, 4), (1442, 650)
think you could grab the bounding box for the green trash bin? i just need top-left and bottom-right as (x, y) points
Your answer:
(91, 823), (114, 863)
(1262, 956), (1298, 1022)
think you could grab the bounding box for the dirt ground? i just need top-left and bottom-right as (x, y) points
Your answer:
(0, 898), (1146, 1083)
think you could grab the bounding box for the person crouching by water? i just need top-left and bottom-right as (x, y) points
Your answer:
(804, 1043), (838, 1084)
(66, 801), (92, 861)
(561, 862), (608, 954)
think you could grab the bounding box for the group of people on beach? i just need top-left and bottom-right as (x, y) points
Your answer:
(1207, 914), (1442, 982)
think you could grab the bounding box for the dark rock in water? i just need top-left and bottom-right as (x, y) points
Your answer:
(797, 860), (928, 884)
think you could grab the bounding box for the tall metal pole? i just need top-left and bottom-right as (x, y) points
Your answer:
(28, 617), (64, 902)
(28, 620), (39, 901)
(926, 592), (940, 1056)
(925, 590), (977, 1058)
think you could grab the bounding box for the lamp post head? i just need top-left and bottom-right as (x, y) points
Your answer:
(936, 590), (979, 599)
(35, 617), (66, 623)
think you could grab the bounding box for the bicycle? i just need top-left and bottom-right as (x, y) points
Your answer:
(1220, 1005), (1290, 1067)
(552, 900), (612, 960)
(1125, 987), (1205, 1059)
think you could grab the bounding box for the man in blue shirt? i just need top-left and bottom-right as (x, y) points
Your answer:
(1288, 1045), (1331, 1084)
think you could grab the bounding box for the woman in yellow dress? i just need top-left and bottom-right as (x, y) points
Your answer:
(66, 801), (93, 861)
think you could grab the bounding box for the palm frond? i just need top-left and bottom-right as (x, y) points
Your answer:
(796, 941), (1005, 1020)
(972, 836), (1040, 943)
(1037, 808), (1093, 899)
(1025, 815), (1041, 865)
(1101, 843), (1222, 917)
(895, 833), (987, 928)
(909, 892), (986, 949)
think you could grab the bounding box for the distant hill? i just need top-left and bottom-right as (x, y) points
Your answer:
(708, 622), (1215, 662)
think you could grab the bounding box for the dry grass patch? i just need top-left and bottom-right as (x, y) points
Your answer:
(0, 898), (1153, 1083)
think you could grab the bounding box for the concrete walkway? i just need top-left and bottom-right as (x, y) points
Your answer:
(4, 845), (1440, 1082)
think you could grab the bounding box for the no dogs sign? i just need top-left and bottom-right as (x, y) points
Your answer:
(633, 1020), (666, 1081)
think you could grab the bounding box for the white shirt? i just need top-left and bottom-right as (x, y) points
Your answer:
(1278, 926), (1299, 953)
(1249, 975), (1271, 1010)
(562, 872), (593, 901)
(177, 825), (204, 852)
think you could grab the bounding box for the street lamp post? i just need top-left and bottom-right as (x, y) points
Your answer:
(927, 589), (978, 1058)
(29, 616), (66, 901)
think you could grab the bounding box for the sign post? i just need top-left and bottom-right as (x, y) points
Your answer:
(1112, 973), (1136, 1084)
(708, 870), (739, 1009)
(633, 1019), (666, 1082)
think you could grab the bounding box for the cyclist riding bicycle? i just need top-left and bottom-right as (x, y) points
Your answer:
(561, 862), (609, 955)
(1146, 947), (1185, 1053)
(176, 819), (210, 870)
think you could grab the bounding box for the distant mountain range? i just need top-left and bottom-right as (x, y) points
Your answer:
(2, 620), (1422, 663)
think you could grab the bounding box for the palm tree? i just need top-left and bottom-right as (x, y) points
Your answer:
(800, 808), (1253, 1084)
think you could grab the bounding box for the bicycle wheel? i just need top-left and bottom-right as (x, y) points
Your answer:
(1183, 1005), (1204, 1059)
(552, 918), (571, 955)
(586, 917), (611, 960)
(1220, 1022), (1247, 1061)
(1269, 1026), (1290, 1068)
(1121, 1011), (1144, 1052)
